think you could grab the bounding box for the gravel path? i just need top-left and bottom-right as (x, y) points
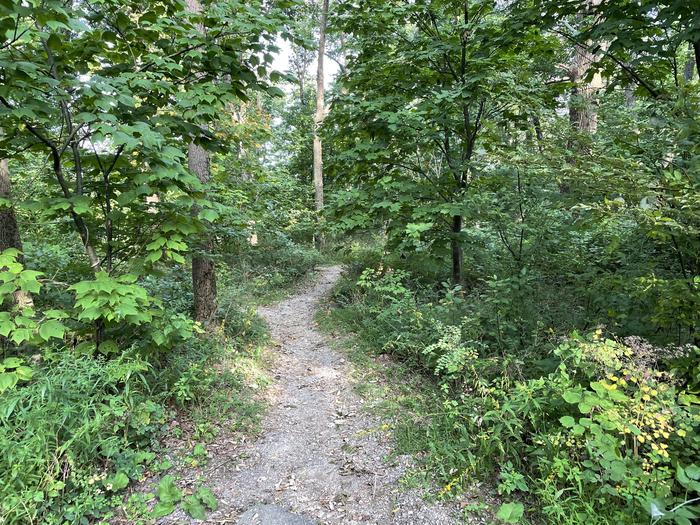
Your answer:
(161, 266), (460, 524)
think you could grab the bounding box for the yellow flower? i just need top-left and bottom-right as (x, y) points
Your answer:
(638, 435), (646, 443)
(678, 429), (687, 437)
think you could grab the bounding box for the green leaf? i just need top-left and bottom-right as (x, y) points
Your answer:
(559, 416), (575, 428)
(38, 320), (66, 341)
(562, 390), (582, 403)
(195, 487), (217, 511)
(14, 366), (32, 380)
(156, 475), (182, 504)
(0, 372), (18, 392)
(496, 502), (524, 523)
(10, 327), (34, 344)
(1, 357), (22, 369)
(685, 464), (700, 480)
(75, 341), (96, 356)
(182, 495), (206, 520)
(151, 501), (175, 519)
(97, 340), (119, 355)
(198, 208), (219, 222)
(104, 471), (129, 491)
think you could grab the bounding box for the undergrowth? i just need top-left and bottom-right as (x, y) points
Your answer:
(323, 246), (700, 525)
(0, 241), (322, 525)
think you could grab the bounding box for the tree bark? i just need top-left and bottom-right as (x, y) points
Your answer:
(185, 0), (217, 325)
(189, 141), (218, 325)
(685, 42), (697, 82)
(313, 0), (329, 250)
(0, 158), (33, 308)
(564, 0), (603, 193)
(451, 215), (463, 288)
(568, 41), (602, 137)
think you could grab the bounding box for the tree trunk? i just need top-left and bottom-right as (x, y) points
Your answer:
(564, 0), (603, 193)
(532, 115), (544, 153)
(185, 0), (217, 325)
(568, 42), (602, 138)
(313, 0), (329, 250)
(685, 42), (696, 82)
(451, 215), (463, 287)
(299, 73), (305, 106)
(0, 158), (33, 308)
(189, 141), (218, 325)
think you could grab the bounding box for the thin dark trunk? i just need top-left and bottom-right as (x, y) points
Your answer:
(684, 42), (700, 82)
(532, 115), (544, 153)
(451, 214), (463, 287)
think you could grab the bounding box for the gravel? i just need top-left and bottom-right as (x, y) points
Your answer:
(159, 266), (462, 525)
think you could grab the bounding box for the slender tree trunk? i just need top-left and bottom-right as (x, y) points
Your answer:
(299, 74), (305, 106)
(685, 42), (696, 82)
(532, 115), (544, 153)
(0, 158), (33, 308)
(693, 40), (700, 80)
(313, 0), (329, 250)
(186, 0), (217, 325)
(189, 142), (218, 325)
(451, 215), (463, 288)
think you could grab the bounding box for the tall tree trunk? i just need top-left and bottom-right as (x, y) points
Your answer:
(299, 74), (305, 106)
(189, 142), (217, 325)
(0, 157), (33, 308)
(685, 42), (696, 82)
(568, 41), (602, 138)
(564, 0), (603, 193)
(313, 0), (329, 250)
(186, 0), (217, 325)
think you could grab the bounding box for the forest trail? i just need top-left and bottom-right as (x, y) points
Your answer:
(162, 266), (459, 525)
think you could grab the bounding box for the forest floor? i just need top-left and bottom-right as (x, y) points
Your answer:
(158, 265), (467, 525)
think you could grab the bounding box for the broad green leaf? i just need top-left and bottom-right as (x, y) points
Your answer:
(156, 475), (182, 504)
(38, 320), (66, 341)
(496, 502), (524, 523)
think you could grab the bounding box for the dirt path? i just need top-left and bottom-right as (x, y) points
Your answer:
(162, 266), (459, 524)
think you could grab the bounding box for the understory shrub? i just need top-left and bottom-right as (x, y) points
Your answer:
(329, 262), (700, 524)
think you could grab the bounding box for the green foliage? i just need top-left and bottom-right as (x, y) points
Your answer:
(182, 487), (218, 520)
(0, 357), (32, 393)
(0, 352), (155, 523)
(496, 502), (525, 524)
(328, 258), (700, 523)
(0, 249), (68, 348)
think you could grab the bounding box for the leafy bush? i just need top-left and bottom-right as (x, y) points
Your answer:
(0, 352), (157, 524)
(330, 262), (700, 523)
